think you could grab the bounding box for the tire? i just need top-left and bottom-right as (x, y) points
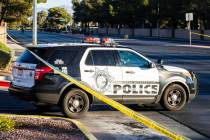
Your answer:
(61, 88), (89, 119)
(161, 84), (187, 111)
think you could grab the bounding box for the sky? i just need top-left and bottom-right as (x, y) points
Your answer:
(38, 0), (73, 14)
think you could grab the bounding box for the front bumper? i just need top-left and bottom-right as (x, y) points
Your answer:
(188, 73), (198, 102)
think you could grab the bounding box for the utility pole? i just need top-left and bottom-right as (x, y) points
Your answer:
(32, 0), (37, 46)
(64, 0), (68, 31)
(189, 21), (192, 45)
(157, 0), (160, 39)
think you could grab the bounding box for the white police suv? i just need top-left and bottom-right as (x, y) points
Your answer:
(9, 43), (197, 118)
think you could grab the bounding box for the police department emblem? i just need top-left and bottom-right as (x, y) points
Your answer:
(93, 68), (113, 92)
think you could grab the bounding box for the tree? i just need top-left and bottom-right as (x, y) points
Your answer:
(38, 0), (47, 3)
(0, 0), (32, 24)
(184, 0), (210, 29)
(38, 11), (47, 28)
(73, 0), (149, 28)
(0, 0), (47, 25)
(47, 7), (72, 30)
(72, 0), (210, 29)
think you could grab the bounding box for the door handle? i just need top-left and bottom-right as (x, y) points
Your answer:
(84, 70), (94, 73)
(125, 71), (135, 74)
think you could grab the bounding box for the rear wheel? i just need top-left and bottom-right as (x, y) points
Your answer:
(61, 88), (89, 119)
(161, 84), (187, 111)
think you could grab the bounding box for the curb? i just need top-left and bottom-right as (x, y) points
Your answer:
(0, 114), (97, 140)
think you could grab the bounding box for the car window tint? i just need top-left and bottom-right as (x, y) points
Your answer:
(48, 50), (78, 65)
(17, 49), (46, 64)
(87, 50), (116, 66)
(118, 51), (149, 68)
(85, 52), (94, 65)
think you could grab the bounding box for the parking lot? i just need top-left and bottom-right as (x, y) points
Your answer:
(1, 30), (210, 139)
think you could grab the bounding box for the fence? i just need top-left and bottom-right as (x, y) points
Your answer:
(86, 27), (210, 41)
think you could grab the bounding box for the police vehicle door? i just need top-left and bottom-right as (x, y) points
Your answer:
(80, 48), (123, 103)
(116, 49), (159, 103)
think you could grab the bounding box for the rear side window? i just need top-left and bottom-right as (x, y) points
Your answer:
(17, 49), (47, 64)
(17, 50), (38, 64)
(48, 50), (78, 66)
(85, 50), (116, 66)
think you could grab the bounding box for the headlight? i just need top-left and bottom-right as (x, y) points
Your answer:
(183, 71), (195, 84)
(186, 77), (193, 84)
(182, 71), (192, 78)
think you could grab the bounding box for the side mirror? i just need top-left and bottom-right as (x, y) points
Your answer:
(149, 62), (156, 68)
(157, 59), (163, 65)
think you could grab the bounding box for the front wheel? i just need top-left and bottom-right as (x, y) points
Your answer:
(61, 88), (89, 119)
(161, 84), (187, 111)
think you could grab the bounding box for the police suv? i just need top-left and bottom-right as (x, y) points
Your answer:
(9, 43), (198, 118)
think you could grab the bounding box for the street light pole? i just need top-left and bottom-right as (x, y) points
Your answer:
(32, 0), (37, 46)
(65, 0), (68, 31)
(157, 0), (160, 39)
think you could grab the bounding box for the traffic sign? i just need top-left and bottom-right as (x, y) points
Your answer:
(186, 13), (193, 21)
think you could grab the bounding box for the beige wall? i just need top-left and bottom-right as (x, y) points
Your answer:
(204, 30), (210, 41)
(0, 22), (7, 44)
(134, 29), (150, 37)
(87, 27), (210, 41)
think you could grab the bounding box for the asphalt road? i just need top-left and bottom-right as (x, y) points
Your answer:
(3, 30), (210, 139)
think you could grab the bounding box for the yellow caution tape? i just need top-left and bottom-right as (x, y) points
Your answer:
(7, 33), (188, 140)
(0, 114), (97, 140)
(191, 31), (210, 38)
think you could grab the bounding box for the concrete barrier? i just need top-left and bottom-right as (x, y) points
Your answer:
(191, 30), (201, 40)
(204, 30), (210, 41)
(134, 28), (150, 37)
(159, 29), (172, 38)
(175, 29), (188, 39)
(108, 28), (119, 35)
(98, 28), (107, 34)
(120, 28), (133, 36)
(152, 29), (159, 37)
(87, 27), (210, 42)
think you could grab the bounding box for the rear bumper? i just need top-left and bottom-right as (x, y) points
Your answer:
(9, 84), (37, 101)
(9, 84), (60, 104)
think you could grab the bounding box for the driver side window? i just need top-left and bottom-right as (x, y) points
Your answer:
(118, 51), (149, 68)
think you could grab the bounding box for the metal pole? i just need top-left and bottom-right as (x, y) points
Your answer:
(32, 0), (37, 46)
(157, 0), (160, 38)
(189, 21), (192, 45)
(65, 0), (68, 31)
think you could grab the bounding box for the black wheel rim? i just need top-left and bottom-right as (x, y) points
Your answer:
(68, 94), (85, 113)
(167, 89), (182, 107)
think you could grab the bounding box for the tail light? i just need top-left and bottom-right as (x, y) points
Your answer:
(35, 66), (52, 81)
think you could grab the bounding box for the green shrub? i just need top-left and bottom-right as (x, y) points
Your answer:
(0, 116), (15, 131)
(0, 42), (12, 69)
